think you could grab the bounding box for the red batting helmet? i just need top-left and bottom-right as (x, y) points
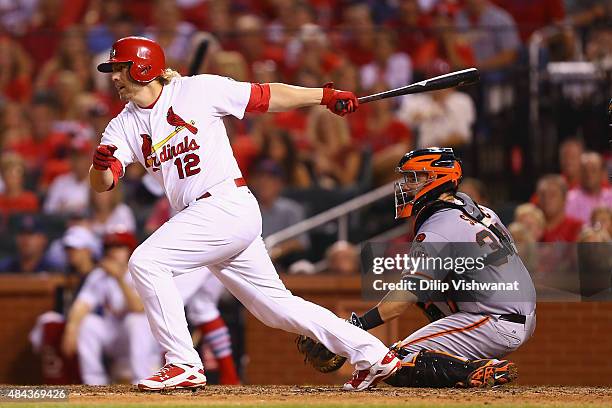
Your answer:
(97, 36), (166, 84)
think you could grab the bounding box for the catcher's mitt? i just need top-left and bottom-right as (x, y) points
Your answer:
(295, 335), (347, 373)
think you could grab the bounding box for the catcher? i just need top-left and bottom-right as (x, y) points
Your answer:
(298, 148), (536, 388)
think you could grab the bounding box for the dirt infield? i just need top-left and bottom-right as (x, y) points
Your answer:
(1, 385), (611, 407)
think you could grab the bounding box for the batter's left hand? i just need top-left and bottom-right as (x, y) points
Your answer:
(320, 82), (358, 117)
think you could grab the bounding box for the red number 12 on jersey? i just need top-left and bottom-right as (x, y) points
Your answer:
(174, 153), (201, 179)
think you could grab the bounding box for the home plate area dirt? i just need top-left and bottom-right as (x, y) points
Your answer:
(13, 384), (611, 407)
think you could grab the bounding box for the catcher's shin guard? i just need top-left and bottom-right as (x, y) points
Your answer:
(384, 349), (508, 388)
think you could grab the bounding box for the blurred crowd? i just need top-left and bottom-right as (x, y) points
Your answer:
(0, 0), (610, 387)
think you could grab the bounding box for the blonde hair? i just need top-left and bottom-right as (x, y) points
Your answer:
(514, 203), (545, 228)
(158, 68), (181, 85)
(0, 152), (25, 173)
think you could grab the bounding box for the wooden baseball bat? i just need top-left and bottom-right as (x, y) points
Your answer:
(335, 68), (480, 111)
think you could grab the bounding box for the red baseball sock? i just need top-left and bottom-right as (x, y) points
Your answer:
(199, 317), (240, 385)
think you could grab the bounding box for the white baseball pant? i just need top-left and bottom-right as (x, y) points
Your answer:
(128, 180), (389, 370)
(77, 313), (161, 384)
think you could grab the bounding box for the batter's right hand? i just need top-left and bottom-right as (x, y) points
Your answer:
(320, 82), (358, 117)
(93, 144), (118, 171)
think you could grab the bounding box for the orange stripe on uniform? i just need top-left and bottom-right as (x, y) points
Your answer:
(403, 316), (491, 347)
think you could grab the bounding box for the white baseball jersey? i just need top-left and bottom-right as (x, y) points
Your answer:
(76, 267), (133, 319)
(101, 75), (251, 211)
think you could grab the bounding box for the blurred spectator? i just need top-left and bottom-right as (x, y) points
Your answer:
(257, 130), (311, 188)
(44, 215), (94, 272)
(358, 84), (413, 185)
(323, 240), (360, 276)
(397, 59), (475, 148)
(3, 96), (71, 184)
(558, 138), (583, 190)
(144, 197), (173, 236)
(267, 0), (316, 46)
(385, 0), (433, 64)
(591, 206), (612, 238)
(144, 0), (197, 72)
(61, 230), (161, 385)
(306, 107), (362, 188)
(233, 14), (285, 81)
(63, 225), (101, 276)
(89, 187), (136, 237)
(0, 152), (39, 217)
(0, 0), (38, 36)
(19, 0), (78, 68)
(52, 71), (92, 127)
(1, 103), (34, 155)
(458, 177), (489, 206)
(36, 26), (94, 93)
(455, 0), (520, 72)
(208, 51), (249, 82)
(43, 138), (93, 216)
(411, 2), (477, 72)
(0, 36), (33, 103)
(359, 30), (412, 92)
(577, 227), (611, 243)
(250, 159), (309, 268)
(585, 26), (612, 64)
(285, 23), (343, 83)
(83, 0), (127, 53)
(491, 0), (565, 42)
(0, 214), (53, 273)
(507, 221), (538, 272)
(536, 174), (583, 242)
(341, 3), (376, 66)
(565, 152), (612, 224)
(513, 203), (545, 242)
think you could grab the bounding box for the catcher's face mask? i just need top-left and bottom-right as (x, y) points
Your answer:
(394, 148), (463, 219)
(394, 170), (436, 219)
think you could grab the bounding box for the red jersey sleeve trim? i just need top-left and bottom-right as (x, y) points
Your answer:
(245, 83), (270, 113)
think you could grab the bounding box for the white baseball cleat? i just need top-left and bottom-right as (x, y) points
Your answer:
(137, 363), (207, 391)
(342, 350), (401, 391)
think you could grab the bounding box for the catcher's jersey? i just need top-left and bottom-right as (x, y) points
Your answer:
(403, 204), (536, 316)
(101, 74), (251, 211)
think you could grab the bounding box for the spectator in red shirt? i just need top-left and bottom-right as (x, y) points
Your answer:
(558, 138), (584, 190)
(232, 14), (285, 82)
(0, 153), (39, 217)
(4, 96), (71, 187)
(385, 0), (433, 64)
(285, 24), (343, 83)
(36, 26), (95, 93)
(536, 174), (583, 242)
(0, 36), (33, 103)
(491, 0), (565, 42)
(341, 3), (376, 66)
(20, 0), (67, 69)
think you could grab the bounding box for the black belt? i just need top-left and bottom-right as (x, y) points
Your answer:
(196, 177), (247, 200)
(499, 313), (526, 324)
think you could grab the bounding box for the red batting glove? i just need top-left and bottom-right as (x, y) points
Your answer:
(92, 144), (118, 171)
(320, 82), (359, 117)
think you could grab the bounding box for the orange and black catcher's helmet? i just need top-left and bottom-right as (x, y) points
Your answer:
(97, 36), (166, 84)
(395, 147), (462, 219)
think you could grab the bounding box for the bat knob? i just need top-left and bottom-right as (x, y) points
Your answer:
(334, 100), (348, 113)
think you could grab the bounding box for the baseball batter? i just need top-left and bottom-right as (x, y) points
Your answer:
(349, 148), (536, 387)
(90, 36), (400, 391)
